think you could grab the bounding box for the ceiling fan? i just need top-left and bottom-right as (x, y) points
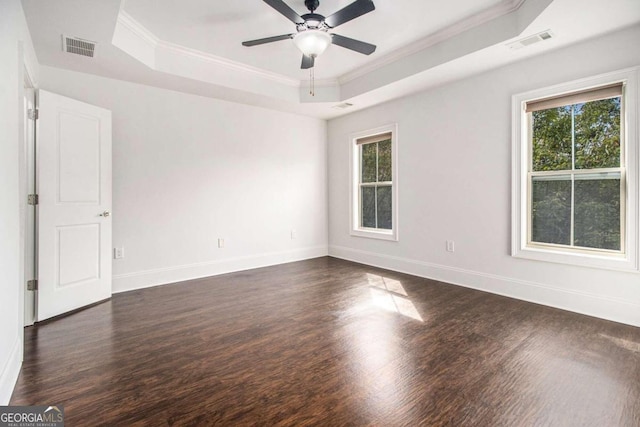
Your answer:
(242, 0), (377, 69)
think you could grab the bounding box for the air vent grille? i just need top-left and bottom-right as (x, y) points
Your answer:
(333, 102), (354, 109)
(62, 35), (96, 57)
(507, 30), (553, 50)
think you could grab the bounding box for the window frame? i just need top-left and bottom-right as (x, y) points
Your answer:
(350, 124), (399, 241)
(512, 68), (639, 272)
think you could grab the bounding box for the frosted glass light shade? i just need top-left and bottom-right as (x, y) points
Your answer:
(293, 30), (331, 57)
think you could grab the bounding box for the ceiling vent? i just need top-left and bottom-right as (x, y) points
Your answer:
(62, 35), (97, 57)
(333, 102), (354, 110)
(507, 30), (553, 50)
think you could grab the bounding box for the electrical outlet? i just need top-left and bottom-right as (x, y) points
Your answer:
(446, 240), (455, 252)
(291, 229), (297, 240)
(114, 247), (125, 259)
(218, 238), (225, 248)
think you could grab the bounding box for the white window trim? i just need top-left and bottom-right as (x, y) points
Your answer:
(350, 123), (399, 241)
(512, 67), (639, 272)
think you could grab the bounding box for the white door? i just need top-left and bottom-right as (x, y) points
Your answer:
(37, 90), (112, 321)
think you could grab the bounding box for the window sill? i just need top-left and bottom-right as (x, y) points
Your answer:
(350, 228), (398, 241)
(513, 245), (638, 272)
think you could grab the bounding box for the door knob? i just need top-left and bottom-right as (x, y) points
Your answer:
(99, 211), (111, 217)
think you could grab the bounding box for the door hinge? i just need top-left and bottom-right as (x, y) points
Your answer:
(28, 194), (38, 205)
(27, 279), (38, 291)
(28, 108), (39, 120)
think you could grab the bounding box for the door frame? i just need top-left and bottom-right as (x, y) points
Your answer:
(20, 64), (37, 328)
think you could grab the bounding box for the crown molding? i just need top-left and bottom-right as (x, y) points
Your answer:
(116, 10), (300, 88)
(338, 0), (526, 84)
(115, 0), (533, 104)
(117, 0), (528, 92)
(300, 77), (340, 88)
(157, 40), (300, 87)
(117, 10), (159, 50)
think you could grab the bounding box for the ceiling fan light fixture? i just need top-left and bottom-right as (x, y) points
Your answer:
(242, 0), (377, 70)
(293, 30), (331, 57)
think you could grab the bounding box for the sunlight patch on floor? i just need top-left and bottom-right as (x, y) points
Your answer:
(367, 274), (423, 322)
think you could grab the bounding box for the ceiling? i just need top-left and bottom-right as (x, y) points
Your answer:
(21, 0), (640, 119)
(123, 0), (505, 80)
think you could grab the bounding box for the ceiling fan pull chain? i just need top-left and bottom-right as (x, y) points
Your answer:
(310, 66), (315, 97)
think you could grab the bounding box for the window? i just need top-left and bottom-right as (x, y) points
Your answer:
(512, 69), (639, 271)
(529, 84), (624, 251)
(350, 124), (398, 240)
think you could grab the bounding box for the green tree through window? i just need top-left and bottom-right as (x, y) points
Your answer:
(530, 95), (622, 251)
(360, 138), (392, 230)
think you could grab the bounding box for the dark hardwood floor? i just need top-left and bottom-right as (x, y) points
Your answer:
(11, 257), (640, 426)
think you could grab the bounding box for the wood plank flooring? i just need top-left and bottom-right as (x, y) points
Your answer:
(10, 257), (640, 426)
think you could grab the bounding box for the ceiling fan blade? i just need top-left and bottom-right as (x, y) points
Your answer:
(242, 34), (295, 47)
(263, 0), (305, 24)
(331, 34), (376, 55)
(301, 54), (315, 69)
(324, 0), (375, 28)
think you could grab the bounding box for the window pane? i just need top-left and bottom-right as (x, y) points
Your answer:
(531, 175), (571, 245)
(361, 186), (376, 228)
(532, 107), (572, 171)
(361, 143), (377, 183)
(574, 98), (621, 169)
(574, 173), (621, 250)
(378, 139), (392, 182)
(377, 185), (392, 230)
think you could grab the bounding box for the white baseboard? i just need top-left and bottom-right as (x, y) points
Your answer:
(329, 245), (640, 328)
(113, 246), (329, 293)
(0, 337), (22, 405)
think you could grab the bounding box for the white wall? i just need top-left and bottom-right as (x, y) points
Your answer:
(39, 66), (328, 292)
(328, 24), (640, 327)
(0, 0), (39, 405)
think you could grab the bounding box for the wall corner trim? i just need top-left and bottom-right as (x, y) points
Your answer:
(0, 337), (22, 405)
(113, 246), (329, 293)
(328, 245), (640, 328)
